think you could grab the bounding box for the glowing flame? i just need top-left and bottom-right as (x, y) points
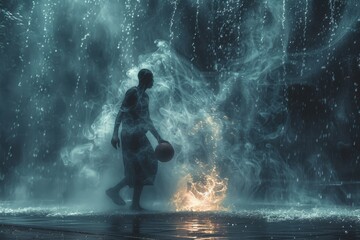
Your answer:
(172, 167), (228, 211)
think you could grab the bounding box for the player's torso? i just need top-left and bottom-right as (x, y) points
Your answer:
(122, 89), (149, 133)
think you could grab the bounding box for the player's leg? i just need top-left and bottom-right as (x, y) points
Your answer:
(131, 183), (144, 210)
(106, 178), (127, 205)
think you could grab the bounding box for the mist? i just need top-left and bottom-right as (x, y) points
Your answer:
(1, 0), (360, 211)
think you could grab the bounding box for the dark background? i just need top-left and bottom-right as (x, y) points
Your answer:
(0, 0), (359, 205)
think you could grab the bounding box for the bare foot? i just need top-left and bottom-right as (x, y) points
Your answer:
(130, 204), (145, 211)
(106, 188), (126, 206)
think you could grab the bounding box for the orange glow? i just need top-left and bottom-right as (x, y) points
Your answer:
(176, 218), (218, 236)
(172, 167), (228, 211)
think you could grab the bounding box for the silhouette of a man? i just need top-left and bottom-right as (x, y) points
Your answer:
(106, 69), (165, 210)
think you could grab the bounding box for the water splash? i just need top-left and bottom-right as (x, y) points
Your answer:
(169, 0), (178, 46)
(300, 0), (308, 77)
(1, 0), (359, 210)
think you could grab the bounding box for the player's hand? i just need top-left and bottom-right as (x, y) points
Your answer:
(111, 136), (120, 149)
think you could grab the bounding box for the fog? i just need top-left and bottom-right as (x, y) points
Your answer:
(1, 0), (359, 210)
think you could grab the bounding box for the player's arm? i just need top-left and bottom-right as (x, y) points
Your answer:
(112, 110), (123, 137)
(145, 97), (165, 144)
(111, 110), (123, 149)
(111, 88), (137, 149)
(148, 118), (163, 143)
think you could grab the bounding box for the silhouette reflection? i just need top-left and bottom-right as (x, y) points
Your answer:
(108, 214), (147, 239)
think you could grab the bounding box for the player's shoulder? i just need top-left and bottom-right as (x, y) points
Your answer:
(125, 87), (138, 96)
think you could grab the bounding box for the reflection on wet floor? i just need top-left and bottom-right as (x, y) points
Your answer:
(0, 206), (359, 239)
(176, 216), (223, 238)
(0, 202), (360, 240)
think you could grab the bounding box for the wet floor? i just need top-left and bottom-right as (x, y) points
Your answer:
(0, 204), (359, 239)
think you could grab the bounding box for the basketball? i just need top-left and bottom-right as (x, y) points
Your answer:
(155, 142), (174, 162)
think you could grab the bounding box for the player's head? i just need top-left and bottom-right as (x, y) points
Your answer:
(138, 69), (154, 89)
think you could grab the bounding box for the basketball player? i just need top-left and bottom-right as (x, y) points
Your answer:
(106, 69), (167, 210)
